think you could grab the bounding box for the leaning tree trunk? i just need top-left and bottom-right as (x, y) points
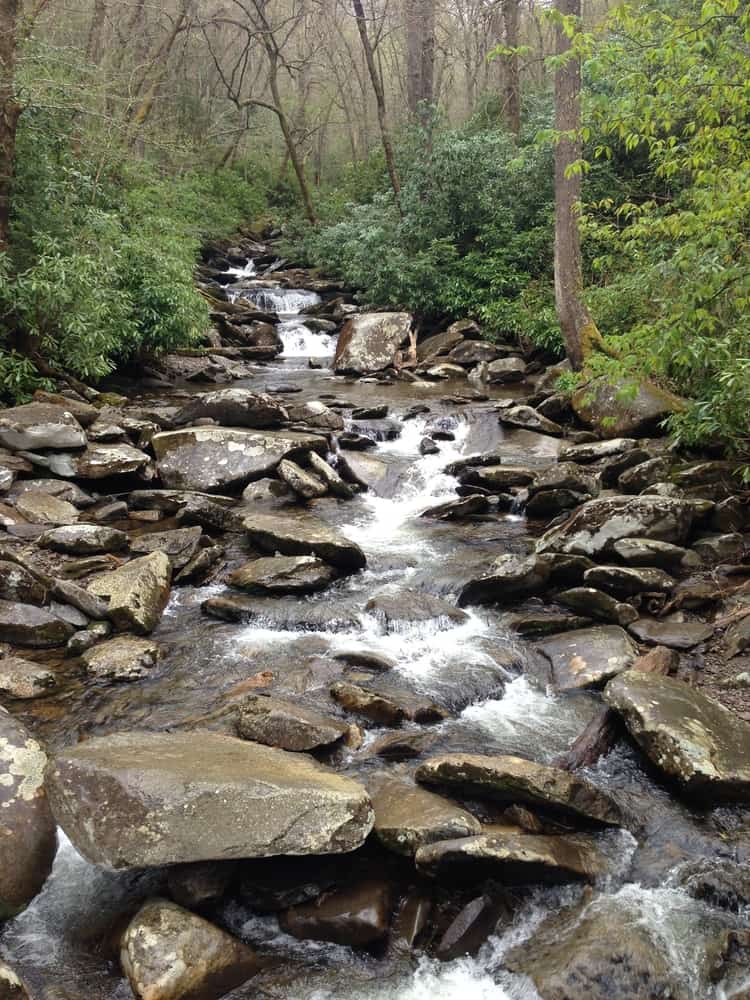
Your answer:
(553, 0), (603, 370)
(503, 0), (521, 136)
(0, 0), (20, 253)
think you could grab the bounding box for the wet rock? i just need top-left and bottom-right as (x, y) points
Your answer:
(679, 859), (750, 912)
(45, 731), (374, 868)
(448, 341), (502, 366)
(364, 589), (468, 629)
(0, 601), (75, 648)
(279, 880), (393, 947)
(391, 891), (433, 953)
(527, 463), (599, 502)
(0, 403), (86, 451)
(583, 564), (676, 598)
(88, 551), (171, 634)
(330, 681), (447, 726)
(175, 544), (225, 585)
(228, 555), (336, 595)
(278, 458), (327, 500)
(66, 620), (111, 655)
(505, 612), (594, 638)
(693, 532), (745, 564)
(503, 893), (682, 1000)
(152, 427), (326, 492)
(370, 776), (481, 856)
(618, 456), (672, 493)
(459, 464), (536, 489)
(421, 494), (489, 519)
(307, 451), (355, 498)
(129, 526), (201, 569)
(120, 898), (259, 1000)
(612, 537), (700, 571)
(334, 312), (411, 374)
(166, 860), (238, 909)
(71, 443), (153, 479)
(458, 553), (551, 607)
(173, 387), (287, 428)
(243, 511), (365, 573)
(604, 671), (750, 800)
(534, 625), (638, 691)
(572, 377), (687, 438)
(337, 452), (398, 495)
(434, 894), (509, 961)
(332, 648), (397, 671)
(0, 561), (47, 605)
(286, 400), (345, 431)
(241, 476), (294, 506)
(496, 405), (563, 437)
(559, 437), (638, 463)
(557, 588), (638, 627)
(419, 437), (440, 456)
(236, 694), (348, 751)
(352, 404), (389, 420)
(10, 478), (93, 508)
(536, 495), (699, 558)
(14, 491), (79, 525)
(0, 962), (29, 999)
(709, 497), (748, 534)
(177, 496), (246, 534)
(337, 432), (377, 451)
(32, 389), (99, 427)
(415, 831), (607, 884)
(0, 708), (57, 916)
(415, 754), (622, 826)
(203, 593), (358, 631)
(39, 525), (129, 555)
(416, 327), (464, 363)
(367, 730), (438, 761)
(486, 357), (527, 383)
(81, 636), (161, 681)
(0, 656), (57, 699)
(628, 617), (713, 649)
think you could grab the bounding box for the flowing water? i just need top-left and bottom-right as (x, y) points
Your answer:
(3, 269), (750, 999)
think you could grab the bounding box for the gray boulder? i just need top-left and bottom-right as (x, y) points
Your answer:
(14, 491), (79, 525)
(278, 458), (327, 500)
(497, 405), (564, 436)
(88, 551), (171, 634)
(66, 444), (152, 479)
(583, 564), (676, 598)
(365, 589), (467, 629)
(0, 601), (75, 648)
(334, 312), (411, 374)
(459, 553), (551, 607)
(243, 511), (366, 573)
(370, 776), (481, 857)
(0, 402), (86, 450)
(129, 526), (202, 569)
(534, 625), (638, 691)
(81, 636), (162, 681)
(39, 524), (129, 555)
(228, 555), (336, 595)
(486, 357), (527, 383)
(236, 694), (348, 751)
(173, 387), (287, 428)
(0, 561), (47, 605)
(572, 377), (687, 438)
(612, 537), (700, 571)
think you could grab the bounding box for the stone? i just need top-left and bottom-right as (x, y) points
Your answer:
(173, 387), (287, 428)
(129, 527), (202, 569)
(334, 312), (411, 374)
(307, 451), (355, 498)
(421, 495), (489, 519)
(332, 648), (397, 671)
(0, 962), (29, 999)
(572, 377), (687, 438)
(166, 861), (238, 909)
(497, 405), (563, 436)
(88, 551), (171, 634)
(536, 495), (699, 557)
(243, 511), (366, 573)
(449, 341), (502, 366)
(628, 618), (713, 649)
(228, 555), (336, 595)
(434, 894), (508, 961)
(0, 657), (57, 699)
(367, 731), (438, 761)
(330, 681), (447, 726)
(612, 537), (700, 571)
(419, 437), (440, 456)
(45, 731), (374, 868)
(39, 525), (129, 555)
(0, 601), (75, 648)
(604, 671), (750, 800)
(279, 880), (393, 946)
(485, 357), (527, 383)
(32, 389), (99, 426)
(0, 561), (47, 605)
(203, 594), (358, 632)
(459, 465), (536, 489)
(693, 532), (745, 563)
(14, 491), (79, 525)
(0, 708), (57, 917)
(415, 754), (622, 826)
(526, 462), (600, 501)
(370, 776), (481, 856)
(120, 899), (259, 1000)
(583, 564), (676, 598)
(726, 615), (750, 659)
(152, 427), (326, 492)
(66, 621), (111, 655)
(72, 443), (152, 479)
(534, 625), (638, 691)
(679, 859), (750, 912)
(364, 590), (468, 629)
(278, 458), (328, 500)
(236, 694), (348, 751)
(557, 588), (638, 627)
(352, 404), (389, 420)
(10, 477), (93, 508)
(458, 553), (551, 607)
(415, 831), (608, 884)
(81, 636), (161, 681)
(426, 362), (468, 380)
(618, 456), (672, 493)
(0, 403), (86, 450)
(285, 400), (345, 431)
(416, 327), (464, 363)
(559, 438), (637, 463)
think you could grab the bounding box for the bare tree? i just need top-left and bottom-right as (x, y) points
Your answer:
(404, 0), (435, 126)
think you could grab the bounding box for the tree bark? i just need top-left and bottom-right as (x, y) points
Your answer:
(405, 0), (435, 126)
(502, 0), (521, 135)
(0, 0), (20, 253)
(553, 0), (603, 370)
(86, 0), (107, 64)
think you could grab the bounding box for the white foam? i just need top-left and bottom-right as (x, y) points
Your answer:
(279, 318), (337, 359)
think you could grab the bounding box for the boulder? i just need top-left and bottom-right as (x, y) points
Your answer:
(32, 389), (99, 426)
(121, 898), (259, 1000)
(173, 387), (287, 428)
(81, 636), (161, 681)
(416, 327), (464, 363)
(497, 405), (564, 436)
(572, 377), (688, 438)
(39, 524), (129, 555)
(0, 402), (86, 450)
(559, 438), (637, 463)
(45, 731), (374, 868)
(458, 553), (551, 607)
(0, 561), (47, 605)
(129, 526), (202, 569)
(627, 618), (713, 650)
(330, 681), (447, 726)
(536, 495), (699, 558)
(278, 458), (328, 500)
(152, 427), (326, 492)
(421, 495), (490, 519)
(0, 601), (75, 648)
(203, 593), (358, 632)
(279, 880), (393, 947)
(448, 341), (502, 366)
(612, 537), (700, 571)
(486, 357), (527, 383)
(228, 555), (336, 595)
(415, 754), (622, 826)
(583, 565), (676, 598)
(370, 776), (481, 856)
(71, 443), (153, 479)
(236, 694), (348, 751)
(14, 491), (79, 525)
(0, 657), (57, 699)
(88, 551), (171, 634)
(415, 831), (608, 884)
(285, 400), (344, 431)
(434, 894), (509, 961)
(364, 590), (468, 629)
(459, 465), (536, 489)
(556, 588), (638, 627)
(604, 671), (750, 801)
(534, 625), (638, 691)
(693, 532), (745, 564)
(0, 708), (57, 916)
(334, 312), (411, 374)
(243, 511), (366, 573)
(0, 962), (29, 999)
(526, 463), (600, 502)
(307, 451), (354, 498)
(618, 456), (672, 493)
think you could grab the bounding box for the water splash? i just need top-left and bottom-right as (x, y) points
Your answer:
(279, 318), (337, 359)
(247, 288), (321, 314)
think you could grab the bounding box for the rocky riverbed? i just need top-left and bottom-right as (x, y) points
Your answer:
(0, 236), (749, 999)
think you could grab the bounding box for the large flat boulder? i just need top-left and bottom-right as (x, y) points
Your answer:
(152, 427), (326, 492)
(173, 387), (287, 428)
(0, 601), (75, 648)
(243, 511), (365, 573)
(39, 524), (129, 555)
(572, 377), (688, 438)
(604, 671), (750, 801)
(534, 626), (638, 691)
(236, 694), (348, 751)
(334, 312), (411, 374)
(0, 402), (86, 450)
(88, 551), (171, 634)
(44, 731), (374, 868)
(370, 776), (481, 856)
(228, 555), (336, 595)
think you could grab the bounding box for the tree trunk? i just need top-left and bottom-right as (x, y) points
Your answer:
(86, 0), (107, 64)
(0, 0), (20, 254)
(352, 0), (402, 210)
(267, 58), (317, 226)
(405, 0), (435, 127)
(553, 0), (603, 370)
(503, 0), (521, 135)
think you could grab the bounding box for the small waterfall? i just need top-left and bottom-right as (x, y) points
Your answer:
(278, 318), (337, 358)
(225, 259), (257, 279)
(246, 287), (321, 314)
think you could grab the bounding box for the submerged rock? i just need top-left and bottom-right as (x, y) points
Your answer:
(243, 511), (366, 573)
(81, 635), (161, 682)
(45, 731), (374, 868)
(279, 880), (393, 947)
(330, 681), (447, 726)
(334, 312), (411, 374)
(458, 553), (551, 607)
(364, 589), (468, 629)
(0, 657), (57, 699)
(88, 551), (171, 634)
(534, 625), (638, 691)
(228, 555), (336, 595)
(370, 776), (481, 856)
(236, 694), (348, 751)
(604, 671), (750, 801)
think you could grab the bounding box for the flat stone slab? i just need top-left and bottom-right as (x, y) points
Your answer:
(0, 601), (75, 649)
(627, 618), (714, 650)
(534, 626), (638, 691)
(45, 731), (374, 869)
(0, 403), (86, 451)
(370, 776), (481, 856)
(236, 694), (348, 751)
(243, 512), (365, 573)
(228, 555), (336, 595)
(604, 671), (750, 801)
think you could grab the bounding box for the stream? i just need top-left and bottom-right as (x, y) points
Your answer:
(2, 262), (749, 999)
